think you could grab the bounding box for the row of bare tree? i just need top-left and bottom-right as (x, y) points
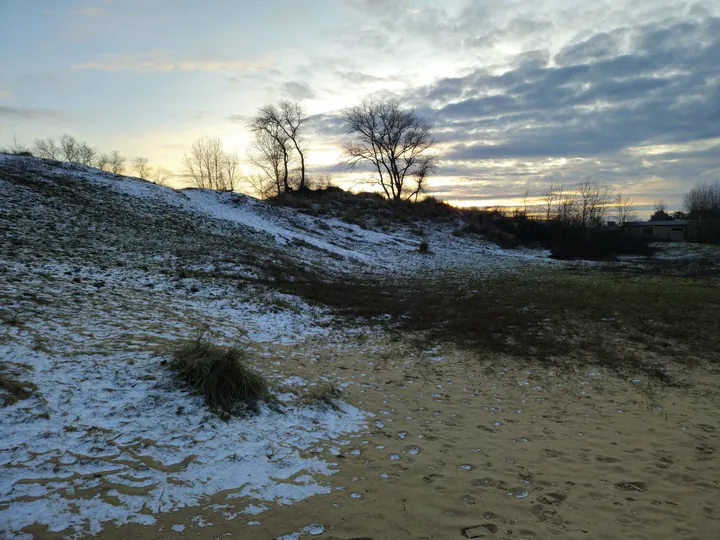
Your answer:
(31, 134), (172, 185)
(540, 182), (638, 226)
(182, 96), (436, 202)
(15, 98), (710, 224)
(9, 96), (435, 201)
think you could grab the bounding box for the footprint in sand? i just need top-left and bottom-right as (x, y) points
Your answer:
(537, 492), (567, 505)
(614, 481), (647, 492)
(540, 448), (564, 458)
(461, 523), (499, 537)
(595, 455), (622, 463)
(423, 473), (444, 484)
(471, 477), (496, 488)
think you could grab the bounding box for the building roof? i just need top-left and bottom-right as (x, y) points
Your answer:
(625, 220), (689, 226)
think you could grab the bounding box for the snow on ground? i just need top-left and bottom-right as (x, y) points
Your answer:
(0, 155), (551, 275)
(0, 342), (368, 538)
(0, 154), (558, 537)
(0, 254), (370, 538)
(649, 241), (720, 260)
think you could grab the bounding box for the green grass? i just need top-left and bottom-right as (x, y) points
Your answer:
(170, 338), (270, 415)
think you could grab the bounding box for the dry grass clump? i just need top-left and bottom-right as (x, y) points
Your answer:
(0, 365), (37, 406)
(170, 339), (269, 415)
(299, 382), (343, 409)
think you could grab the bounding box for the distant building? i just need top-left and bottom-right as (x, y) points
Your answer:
(624, 220), (720, 242)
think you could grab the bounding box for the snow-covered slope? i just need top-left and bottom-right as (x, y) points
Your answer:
(0, 154), (548, 274)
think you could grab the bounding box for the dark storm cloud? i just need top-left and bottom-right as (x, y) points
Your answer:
(308, 6), (719, 205)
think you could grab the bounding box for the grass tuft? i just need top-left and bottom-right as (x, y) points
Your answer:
(0, 366), (37, 407)
(299, 382), (343, 409)
(170, 338), (270, 415)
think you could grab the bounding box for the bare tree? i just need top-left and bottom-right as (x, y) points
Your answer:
(557, 188), (579, 223)
(34, 138), (62, 160)
(132, 157), (152, 179)
(542, 183), (561, 220)
(249, 101), (308, 191)
(343, 96), (436, 201)
(577, 180), (611, 228)
(109, 151), (126, 175)
(96, 153), (110, 171)
(247, 175), (275, 200)
(615, 194), (637, 225)
(684, 181), (720, 220)
(248, 114), (293, 193)
(223, 152), (241, 192)
(5, 133), (30, 154)
(182, 136), (239, 191)
(521, 187), (530, 216)
(248, 128), (287, 197)
(59, 134), (81, 163)
(34, 135), (94, 165)
(77, 142), (96, 166)
(154, 167), (173, 186)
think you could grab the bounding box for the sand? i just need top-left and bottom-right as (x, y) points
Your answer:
(76, 333), (720, 540)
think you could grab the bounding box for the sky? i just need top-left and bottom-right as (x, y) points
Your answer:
(1, 0), (719, 212)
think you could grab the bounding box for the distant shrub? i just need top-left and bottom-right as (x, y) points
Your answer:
(551, 230), (655, 261)
(270, 188), (459, 225)
(170, 337), (269, 415)
(419, 239), (430, 254)
(454, 222), (519, 249)
(486, 228), (519, 249)
(270, 186), (655, 259)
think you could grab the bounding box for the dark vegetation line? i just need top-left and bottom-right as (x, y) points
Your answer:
(268, 267), (720, 381)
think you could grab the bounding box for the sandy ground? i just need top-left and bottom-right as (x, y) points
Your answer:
(72, 334), (720, 540)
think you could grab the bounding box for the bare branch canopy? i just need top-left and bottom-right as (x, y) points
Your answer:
(343, 96), (436, 201)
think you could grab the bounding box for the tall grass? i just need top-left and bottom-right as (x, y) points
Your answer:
(171, 338), (269, 415)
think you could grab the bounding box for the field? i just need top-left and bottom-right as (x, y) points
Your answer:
(1, 154), (719, 539)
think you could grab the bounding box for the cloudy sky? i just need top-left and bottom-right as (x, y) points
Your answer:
(1, 0), (719, 211)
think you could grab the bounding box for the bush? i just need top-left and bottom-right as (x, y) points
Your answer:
(551, 230), (655, 260)
(419, 239), (430, 254)
(270, 189), (459, 225)
(170, 338), (269, 415)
